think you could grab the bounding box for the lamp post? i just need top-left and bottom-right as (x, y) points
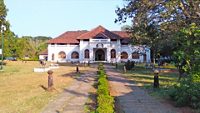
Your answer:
(0, 26), (5, 70)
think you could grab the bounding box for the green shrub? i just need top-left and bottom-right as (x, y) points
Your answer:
(98, 70), (105, 77)
(98, 63), (104, 70)
(97, 95), (114, 113)
(125, 60), (135, 70)
(98, 77), (107, 85)
(97, 78), (109, 95)
(169, 78), (200, 109)
(97, 85), (109, 95)
(96, 63), (114, 113)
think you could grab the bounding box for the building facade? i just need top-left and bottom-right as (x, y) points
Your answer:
(47, 25), (151, 63)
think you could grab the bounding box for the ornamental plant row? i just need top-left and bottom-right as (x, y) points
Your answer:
(96, 63), (114, 113)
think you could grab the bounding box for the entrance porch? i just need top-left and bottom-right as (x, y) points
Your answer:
(93, 48), (107, 61)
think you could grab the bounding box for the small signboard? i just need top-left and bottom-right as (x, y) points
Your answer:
(0, 49), (2, 55)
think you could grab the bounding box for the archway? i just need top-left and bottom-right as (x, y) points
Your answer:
(58, 51), (66, 60)
(84, 49), (89, 59)
(111, 49), (116, 59)
(121, 52), (128, 59)
(143, 54), (147, 62)
(95, 49), (105, 61)
(132, 52), (139, 59)
(71, 51), (79, 59)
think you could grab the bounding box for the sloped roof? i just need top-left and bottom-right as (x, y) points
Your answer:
(112, 31), (131, 43)
(48, 26), (130, 44)
(112, 31), (130, 38)
(48, 31), (87, 44)
(77, 25), (122, 39)
(39, 49), (48, 55)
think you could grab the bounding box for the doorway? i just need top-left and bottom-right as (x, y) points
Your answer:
(95, 49), (105, 61)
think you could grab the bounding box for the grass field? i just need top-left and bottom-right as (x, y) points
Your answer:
(0, 61), (91, 113)
(117, 63), (179, 97)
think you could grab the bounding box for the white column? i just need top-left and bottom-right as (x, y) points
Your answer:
(89, 48), (93, 62)
(107, 48), (110, 63)
(116, 39), (121, 63)
(79, 40), (84, 62)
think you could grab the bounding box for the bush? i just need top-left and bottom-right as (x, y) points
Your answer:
(98, 63), (104, 70)
(125, 60), (135, 70)
(98, 78), (109, 95)
(96, 63), (114, 113)
(169, 78), (200, 109)
(97, 95), (114, 113)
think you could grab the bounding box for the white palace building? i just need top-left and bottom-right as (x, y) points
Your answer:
(46, 25), (151, 63)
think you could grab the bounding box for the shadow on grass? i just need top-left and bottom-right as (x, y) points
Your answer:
(111, 63), (179, 96)
(85, 92), (97, 113)
(85, 77), (98, 113)
(63, 88), (88, 97)
(61, 69), (97, 83)
(106, 64), (196, 113)
(125, 74), (176, 82)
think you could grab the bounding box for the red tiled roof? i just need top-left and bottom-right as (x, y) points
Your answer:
(48, 31), (87, 44)
(48, 26), (131, 44)
(39, 49), (48, 55)
(112, 31), (131, 44)
(112, 31), (130, 39)
(77, 25), (122, 39)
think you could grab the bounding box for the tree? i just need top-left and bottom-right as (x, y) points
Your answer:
(115, 0), (200, 63)
(13, 36), (51, 60)
(115, 0), (200, 108)
(3, 31), (18, 57)
(0, 0), (11, 61)
(121, 25), (131, 31)
(115, 0), (165, 63)
(0, 0), (7, 31)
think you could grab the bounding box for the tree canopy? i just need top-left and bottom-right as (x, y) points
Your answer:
(115, 0), (200, 108)
(115, 0), (200, 62)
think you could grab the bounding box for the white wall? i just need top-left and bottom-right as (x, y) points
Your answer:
(48, 44), (79, 62)
(39, 55), (47, 60)
(47, 40), (151, 63)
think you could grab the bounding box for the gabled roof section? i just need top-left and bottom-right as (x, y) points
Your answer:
(48, 26), (131, 44)
(112, 31), (130, 39)
(112, 31), (131, 44)
(39, 49), (48, 55)
(77, 25), (122, 39)
(48, 31), (87, 44)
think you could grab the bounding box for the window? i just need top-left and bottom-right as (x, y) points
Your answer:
(121, 43), (128, 45)
(111, 39), (117, 41)
(111, 49), (116, 58)
(58, 43), (65, 45)
(132, 53), (140, 59)
(96, 43), (103, 48)
(143, 54), (147, 62)
(69, 43), (79, 45)
(121, 52), (128, 59)
(84, 49), (89, 58)
(71, 51), (79, 59)
(52, 54), (54, 60)
(83, 39), (89, 41)
(58, 51), (66, 59)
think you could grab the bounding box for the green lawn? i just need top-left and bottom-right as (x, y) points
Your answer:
(0, 61), (91, 113)
(116, 63), (179, 97)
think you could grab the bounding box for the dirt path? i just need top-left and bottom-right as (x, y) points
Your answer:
(106, 65), (191, 113)
(41, 68), (96, 113)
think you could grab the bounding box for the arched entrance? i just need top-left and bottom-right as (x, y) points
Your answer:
(95, 49), (105, 61)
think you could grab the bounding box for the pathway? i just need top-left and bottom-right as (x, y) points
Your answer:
(106, 65), (192, 113)
(41, 68), (96, 113)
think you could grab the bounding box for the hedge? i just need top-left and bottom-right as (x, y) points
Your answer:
(96, 63), (114, 113)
